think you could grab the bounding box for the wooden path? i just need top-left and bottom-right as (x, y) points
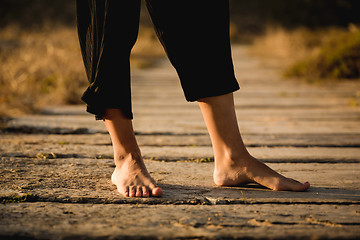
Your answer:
(1, 46), (360, 239)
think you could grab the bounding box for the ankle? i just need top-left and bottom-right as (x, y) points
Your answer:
(214, 147), (251, 168)
(114, 151), (142, 167)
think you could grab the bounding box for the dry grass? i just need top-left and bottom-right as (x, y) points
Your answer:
(249, 25), (360, 82)
(249, 26), (323, 64)
(285, 26), (360, 80)
(0, 24), (164, 118)
(0, 26), (86, 117)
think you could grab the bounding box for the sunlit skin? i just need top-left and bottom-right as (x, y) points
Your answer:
(103, 109), (162, 197)
(198, 93), (310, 191)
(104, 93), (309, 198)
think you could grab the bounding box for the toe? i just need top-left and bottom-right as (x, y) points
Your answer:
(142, 186), (149, 197)
(301, 181), (310, 191)
(290, 179), (310, 191)
(148, 183), (163, 197)
(278, 178), (310, 192)
(118, 186), (129, 197)
(123, 186), (130, 197)
(152, 187), (163, 197)
(135, 186), (142, 197)
(129, 186), (136, 197)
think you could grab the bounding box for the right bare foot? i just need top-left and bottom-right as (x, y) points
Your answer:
(214, 154), (310, 192)
(111, 153), (163, 198)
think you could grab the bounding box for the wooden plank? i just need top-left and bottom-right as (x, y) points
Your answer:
(0, 203), (359, 239)
(6, 113), (360, 135)
(2, 133), (360, 147)
(1, 157), (359, 204)
(1, 136), (360, 163)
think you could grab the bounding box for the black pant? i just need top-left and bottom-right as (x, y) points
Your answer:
(76, 0), (240, 120)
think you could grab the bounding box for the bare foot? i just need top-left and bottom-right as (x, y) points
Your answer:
(111, 153), (163, 197)
(214, 155), (310, 191)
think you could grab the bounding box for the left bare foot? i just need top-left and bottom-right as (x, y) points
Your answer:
(111, 152), (163, 197)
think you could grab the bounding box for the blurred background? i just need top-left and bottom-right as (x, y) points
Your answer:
(0, 0), (359, 117)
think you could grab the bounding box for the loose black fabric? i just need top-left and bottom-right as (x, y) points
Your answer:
(76, 0), (240, 120)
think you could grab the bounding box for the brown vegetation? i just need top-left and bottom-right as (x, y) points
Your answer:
(0, 26), (85, 116)
(250, 25), (360, 82)
(285, 26), (360, 81)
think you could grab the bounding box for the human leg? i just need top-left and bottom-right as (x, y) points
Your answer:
(146, 1), (309, 191)
(76, 1), (162, 197)
(103, 109), (162, 197)
(198, 93), (310, 191)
